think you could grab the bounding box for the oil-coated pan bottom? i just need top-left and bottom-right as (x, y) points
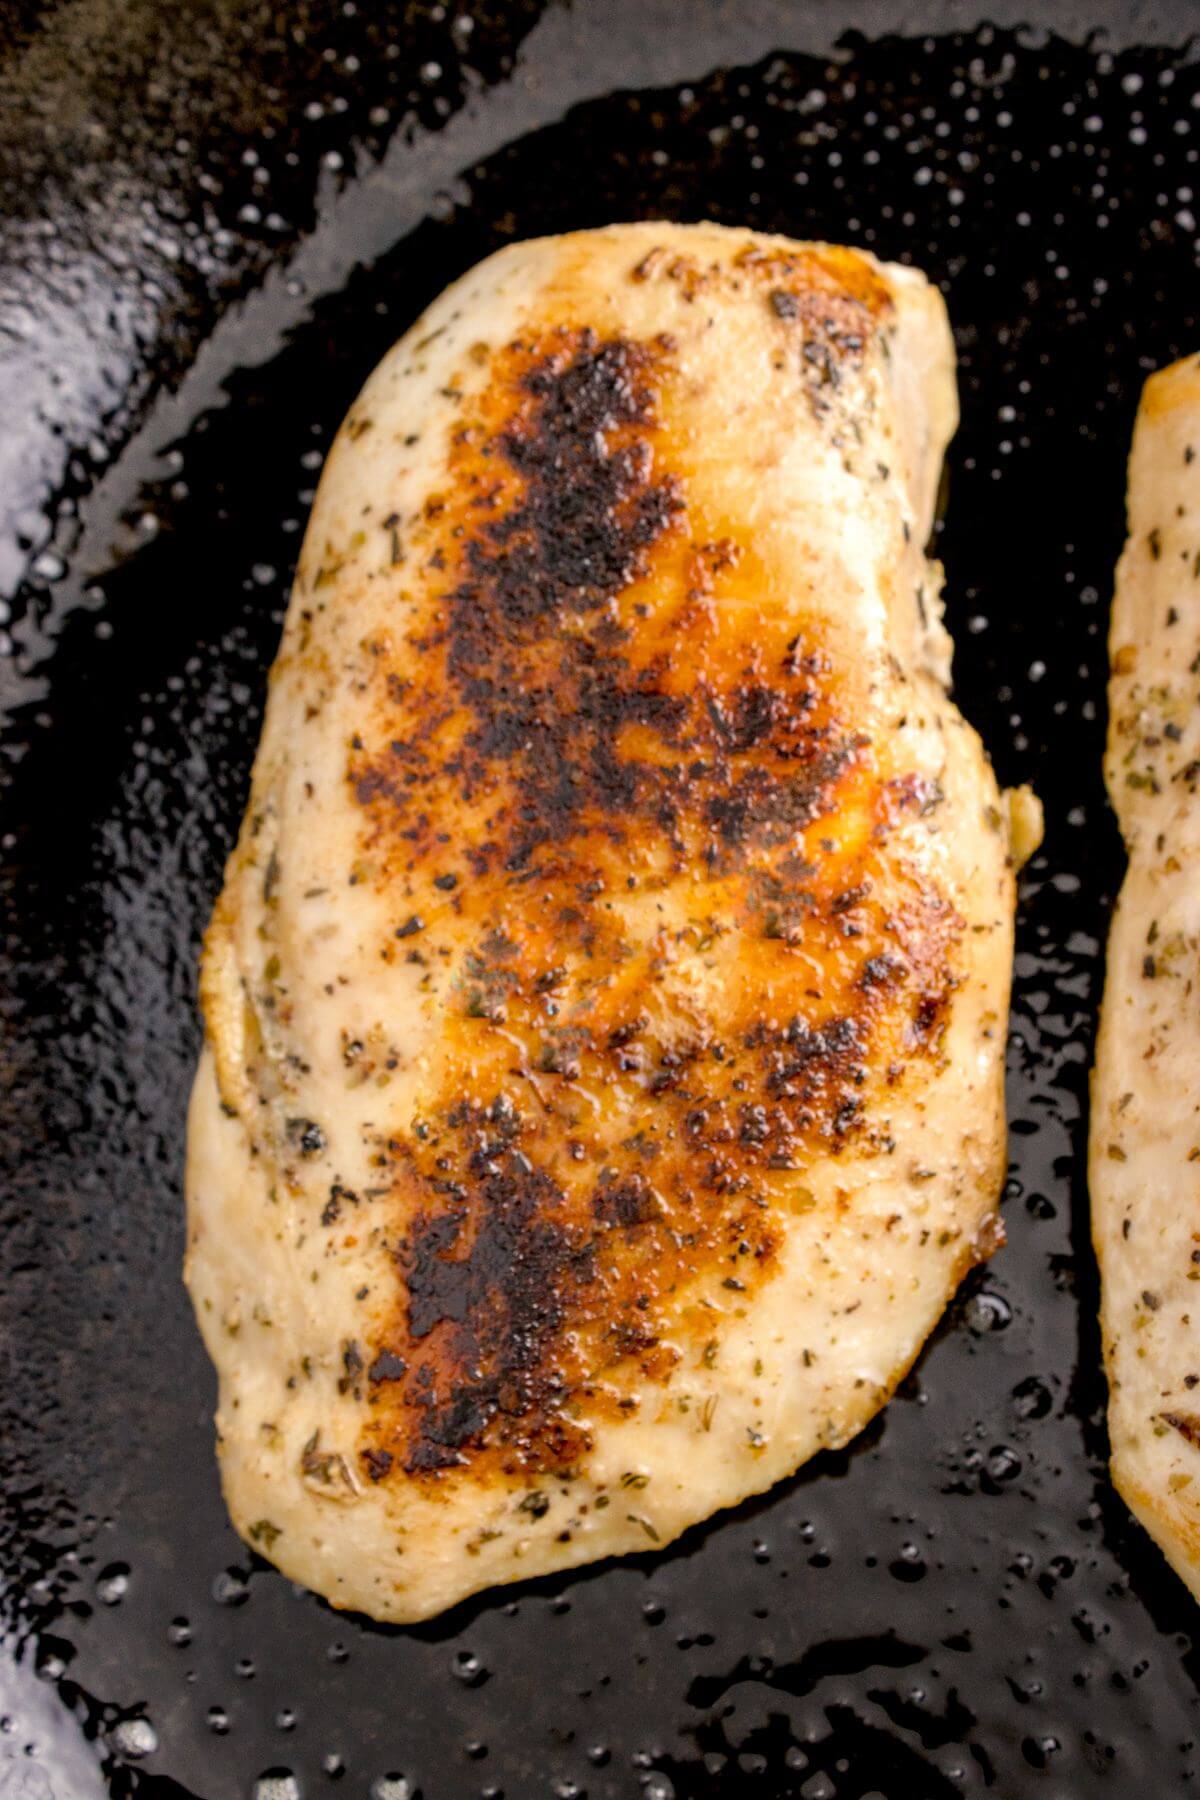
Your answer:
(1, 3), (1199, 1794)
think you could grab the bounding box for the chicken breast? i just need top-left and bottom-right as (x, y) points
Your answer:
(1092, 353), (1200, 1601)
(185, 221), (1030, 1623)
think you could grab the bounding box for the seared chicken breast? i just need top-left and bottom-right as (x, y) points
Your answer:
(186, 222), (1030, 1623)
(1092, 354), (1200, 1601)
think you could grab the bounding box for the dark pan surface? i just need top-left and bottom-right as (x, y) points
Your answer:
(3, 2), (1200, 1794)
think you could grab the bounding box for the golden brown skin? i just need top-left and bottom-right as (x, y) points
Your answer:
(349, 308), (963, 1482)
(186, 224), (1025, 1621)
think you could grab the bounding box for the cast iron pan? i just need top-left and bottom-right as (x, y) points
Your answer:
(3, 1), (1200, 1794)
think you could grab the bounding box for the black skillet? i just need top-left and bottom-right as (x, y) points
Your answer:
(2, 1), (1200, 1794)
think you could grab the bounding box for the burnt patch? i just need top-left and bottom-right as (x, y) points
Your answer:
(909, 979), (956, 1048)
(368, 1349), (408, 1385)
(593, 1170), (662, 1229)
(707, 683), (783, 752)
(391, 1144), (597, 1474)
(361, 1447), (393, 1482)
(481, 337), (684, 622)
(437, 331), (687, 865)
(350, 327), (865, 874)
(859, 953), (908, 992)
(757, 1014), (868, 1143)
(360, 1075), (786, 1480)
(704, 736), (865, 849)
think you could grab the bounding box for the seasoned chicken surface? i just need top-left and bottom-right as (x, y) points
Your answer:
(186, 221), (1028, 1623)
(1092, 354), (1200, 1601)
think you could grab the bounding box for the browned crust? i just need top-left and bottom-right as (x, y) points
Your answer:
(235, 311), (963, 1490)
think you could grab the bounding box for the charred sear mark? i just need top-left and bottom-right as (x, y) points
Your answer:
(350, 328), (863, 871)
(359, 1094), (777, 1479)
(464, 337), (682, 627)
(705, 737), (866, 848)
(377, 1105), (672, 1476)
(432, 330), (685, 870)
(358, 880), (957, 1479)
(389, 1100), (596, 1474)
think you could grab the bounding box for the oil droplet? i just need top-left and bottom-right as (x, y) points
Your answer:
(212, 1567), (250, 1606)
(254, 1775), (301, 1800)
(370, 1779), (412, 1800)
(109, 1718), (158, 1760)
(30, 551), (66, 583)
(964, 1289), (1013, 1333)
(987, 1444), (1023, 1484)
(1012, 1375), (1053, 1419)
(451, 1650), (489, 1686)
(1023, 1734), (1062, 1769)
(889, 1542), (928, 1583)
(95, 1564), (129, 1605)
